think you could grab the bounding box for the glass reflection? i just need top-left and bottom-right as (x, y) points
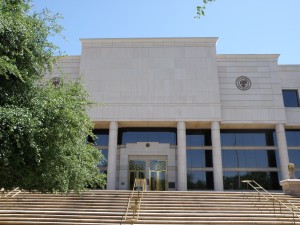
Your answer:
(187, 150), (212, 168)
(92, 130), (109, 146)
(130, 171), (145, 190)
(282, 90), (300, 107)
(288, 150), (300, 169)
(286, 130), (300, 146)
(187, 171), (214, 190)
(223, 171), (279, 190)
(222, 150), (277, 168)
(150, 171), (166, 191)
(186, 130), (211, 146)
(119, 129), (176, 145)
(221, 130), (274, 146)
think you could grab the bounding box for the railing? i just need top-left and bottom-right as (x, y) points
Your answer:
(242, 180), (300, 224)
(120, 178), (147, 225)
(0, 187), (22, 210)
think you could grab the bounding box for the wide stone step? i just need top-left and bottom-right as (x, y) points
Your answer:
(0, 216), (299, 224)
(1, 190), (300, 225)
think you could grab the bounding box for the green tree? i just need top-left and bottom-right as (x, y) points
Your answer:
(195, 0), (215, 18)
(0, 0), (61, 100)
(0, 0), (105, 192)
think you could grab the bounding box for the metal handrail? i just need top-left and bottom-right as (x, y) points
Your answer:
(1, 187), (21, 199)
(1, 187), (22, 210)
(242, 180), (300, 223)
(120, 178), (146, 225)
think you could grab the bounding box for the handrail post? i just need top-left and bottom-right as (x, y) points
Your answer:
(293, 208), (295, 224)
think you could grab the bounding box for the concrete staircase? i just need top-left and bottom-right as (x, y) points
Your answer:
(0, 190), (300, 224)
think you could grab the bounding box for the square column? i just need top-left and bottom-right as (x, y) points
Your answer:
(276, 124), (289, 180)
(177, 121), (187, 191)
(107, 121), (118, 190)
(211, 121), (224, 191)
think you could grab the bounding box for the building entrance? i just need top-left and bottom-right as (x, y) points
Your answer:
(129, 159), (167, 191)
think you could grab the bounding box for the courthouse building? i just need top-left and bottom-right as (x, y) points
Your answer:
(50, 37), (300, 191)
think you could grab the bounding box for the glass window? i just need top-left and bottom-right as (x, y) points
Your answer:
(221, 130), (274, 146)
(186, 130), (211, 146)
(95, 134), (109, 146)
(288, 150), (300, 168)
(91, 130), (109, 146)
(286, 131), (300, 146)
(221, 133), (235, 146)
(222, 150), (277, 168)
(187, 150), (212, 168)
(187, 171), (214, 190)
(282, 90), (300, 107)
(267, 150), (278, 167)
(187, 134), (204, 146)
(98, 149), (108, 167)
(236, 133), (266, 146)
(222, 150), (238, 168)
(223, 171), (279, 190)
(119, 129), (176, 145)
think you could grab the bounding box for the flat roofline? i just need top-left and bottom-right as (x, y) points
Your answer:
(217, 54), (280, 61)
(279, 65), (300, 69)
(80, 37), (218, 47)
(280, 64), (300, 66)
(218, 54), (280, 59)
(80, 37), (218, 42)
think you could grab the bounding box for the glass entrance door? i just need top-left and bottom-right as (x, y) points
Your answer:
(150, 171), (166, 191)
(149, 160), (167, 191)
(129, 160), (146, 190)
(129, 171), (145, 190)
(128, 159), (168, 191)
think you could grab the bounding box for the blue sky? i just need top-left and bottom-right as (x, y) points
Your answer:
(33, 0), (300, 64)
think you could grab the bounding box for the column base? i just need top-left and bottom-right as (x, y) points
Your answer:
(280, 179), (300, 196)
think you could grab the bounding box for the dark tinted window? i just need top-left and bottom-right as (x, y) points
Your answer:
(222, 150), (277, 168)
(186, 130), (211, 146)
(187, 171), (214, 190)
(119, 128), (176, 145)
(187, 150), (212, 168)
(221, 130), (274, 146)
(282, 90), (299, 107)
(286, 130), (300, 146)
(91, 130), (109, 146)
(223, 171), (279, 190)
(288, 150), (300, 168)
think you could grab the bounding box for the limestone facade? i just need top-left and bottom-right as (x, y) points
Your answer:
(49, 38), (300, 191)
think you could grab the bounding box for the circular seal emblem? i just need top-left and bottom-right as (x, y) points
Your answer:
(52, 77), (60, 87)
(236, 76), (251, 91)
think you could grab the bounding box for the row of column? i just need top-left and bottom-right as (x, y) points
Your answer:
(106, 121), (290, 191)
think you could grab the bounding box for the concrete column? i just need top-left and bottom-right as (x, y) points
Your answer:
(276, 124), (289, 180)
(177, 121), (187, 191)
(107, 121), (118, 190)
(211, 121), (224, 191)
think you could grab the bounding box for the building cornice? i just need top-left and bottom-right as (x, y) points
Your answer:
(80, 37), (218, 48)
(279, 65), (300, 71)
(217, 54), (280, 62)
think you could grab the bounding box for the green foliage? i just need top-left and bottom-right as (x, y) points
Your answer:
(0, 78), (106, 192)
(0, 0), (105, 193)
(195, 0), (215, 18)
(0, 0), (62, 84)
